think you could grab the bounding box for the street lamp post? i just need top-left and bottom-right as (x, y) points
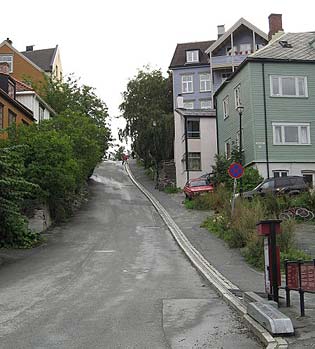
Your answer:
(237, 105), (244, 195)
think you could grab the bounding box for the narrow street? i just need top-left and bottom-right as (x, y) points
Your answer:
(0, 161), (260, 348)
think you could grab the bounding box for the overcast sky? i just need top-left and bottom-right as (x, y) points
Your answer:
(3, 0), (315, 144)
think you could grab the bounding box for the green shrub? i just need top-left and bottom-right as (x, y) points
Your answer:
(184, 199), (196, 210)
(164, 186), (182, 194)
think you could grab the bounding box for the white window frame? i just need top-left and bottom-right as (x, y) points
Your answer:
(187, 118), (200, 138)
(186, 50), (199, 63)
(273, 170), (289, 178)
(187, 152), (201, 171)
(224, 139), (231, 159)
(234, 84), (241, 109)
(199, 73), (211, 92)
(200, 100), (212, 109)
(223, 96), (229, 119)
(183, 100), (194, 109)
(270, 75), (308, 98)
(272, 122), (311, 145)
(182, 75), (193, 93)
(0, 54), (13, 73)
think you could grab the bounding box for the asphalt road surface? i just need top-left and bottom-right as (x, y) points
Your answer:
(0, 161), (261, 348)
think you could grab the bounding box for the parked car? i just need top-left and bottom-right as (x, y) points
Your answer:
(242, 176), (308, 199)
(183, 178), (214, 199)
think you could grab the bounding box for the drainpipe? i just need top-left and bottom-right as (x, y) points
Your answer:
(262, 63), (270, 178)
(184, 115), (190, 182)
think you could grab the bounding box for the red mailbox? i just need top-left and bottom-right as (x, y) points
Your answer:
(257, 219), (282, 304)
(257, 219), (282, 236)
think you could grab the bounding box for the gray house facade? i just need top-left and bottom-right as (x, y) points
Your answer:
(215, 32), (315, 186)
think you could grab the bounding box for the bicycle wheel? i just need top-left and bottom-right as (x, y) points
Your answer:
(279, 212), (292, 221)
(295, 207), (311, 219)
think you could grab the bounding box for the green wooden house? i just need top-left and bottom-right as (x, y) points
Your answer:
(215, 32), (315, 186)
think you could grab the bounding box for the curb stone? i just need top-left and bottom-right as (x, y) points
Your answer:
(126, 163), (288, 348)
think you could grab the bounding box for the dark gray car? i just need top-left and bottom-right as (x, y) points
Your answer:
(242, 176), (308, 199)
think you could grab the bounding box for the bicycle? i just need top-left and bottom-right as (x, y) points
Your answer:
(279, 207), (314, 221)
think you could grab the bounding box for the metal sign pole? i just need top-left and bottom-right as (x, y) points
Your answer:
(231, 178), (237, 216)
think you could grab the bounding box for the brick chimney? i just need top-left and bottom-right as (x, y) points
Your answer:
(268, 14), (283, 41)
(0, 62), (10, 74)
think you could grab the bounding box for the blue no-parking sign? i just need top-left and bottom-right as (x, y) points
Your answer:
(228, 162), (244, 179)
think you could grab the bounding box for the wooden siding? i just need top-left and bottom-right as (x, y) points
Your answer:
(250, 61), (315, 163)
(217, 60), (315, 167)
(0, 94), (33, 139)
(216, 63), (255, 165)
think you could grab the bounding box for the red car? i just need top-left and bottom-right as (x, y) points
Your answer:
(183, 178), (214, 199)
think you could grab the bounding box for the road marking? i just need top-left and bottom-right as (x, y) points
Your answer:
(94, 250), (116, 253)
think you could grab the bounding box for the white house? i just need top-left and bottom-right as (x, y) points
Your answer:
(15, 79), (55, 122)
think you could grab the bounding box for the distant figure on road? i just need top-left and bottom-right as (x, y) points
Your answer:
(122, 154), (128, 165)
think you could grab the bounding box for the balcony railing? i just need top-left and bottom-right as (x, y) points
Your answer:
(211, 54), (249, 68)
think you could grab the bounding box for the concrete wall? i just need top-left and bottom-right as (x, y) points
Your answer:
(28, 204), (52, 233)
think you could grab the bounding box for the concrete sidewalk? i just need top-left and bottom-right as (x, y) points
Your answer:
(128, 159), (315, 348)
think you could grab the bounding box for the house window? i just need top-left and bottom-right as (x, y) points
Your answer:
(273, 170), (288, 178)
(39, 104), (45, 122)
(270, 76), (308, 97)
(239, 43), (252, 55)
(225, 139), (231, 159)
(0, 104), (3, 129)
(302, 173), (313, 188)
(222, 72), (231, 82)
(186, 50), (199, 63)
(273, 123), (310, 145)
(223, 96), (229, 119)
(200, 100), (211, 109)
(183, 100), (194, 109)
(256, 43), (265, 50)
(199, 73), (211, 92)
(188, 152), (201, 171)
(234, 84), (241, 109)
(8, 110), (16, 125)
(187, 119), (200, 138)
(182, 75), (193, 93)
(0, 55), (13, 72)
(226, 46), (237, 55)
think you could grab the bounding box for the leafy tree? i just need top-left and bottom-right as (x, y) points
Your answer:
(24, 74), (112, 155)
(0, 146), (40, 247)
(119, 66), (173, 168)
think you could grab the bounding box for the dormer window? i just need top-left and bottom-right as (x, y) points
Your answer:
(186, 50), (199, 63)
(0, 55), (13, 73)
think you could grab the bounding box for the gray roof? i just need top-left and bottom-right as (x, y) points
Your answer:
(250, 32), (315, 61)
(169, 41), (215, 69)
(175, 108), (216, 117)
(21, 47), (57, 72)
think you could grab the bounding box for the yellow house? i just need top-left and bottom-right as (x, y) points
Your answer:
(0, 38), (63, 89)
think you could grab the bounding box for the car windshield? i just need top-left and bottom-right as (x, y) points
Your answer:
(190, 180), (208, 187)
